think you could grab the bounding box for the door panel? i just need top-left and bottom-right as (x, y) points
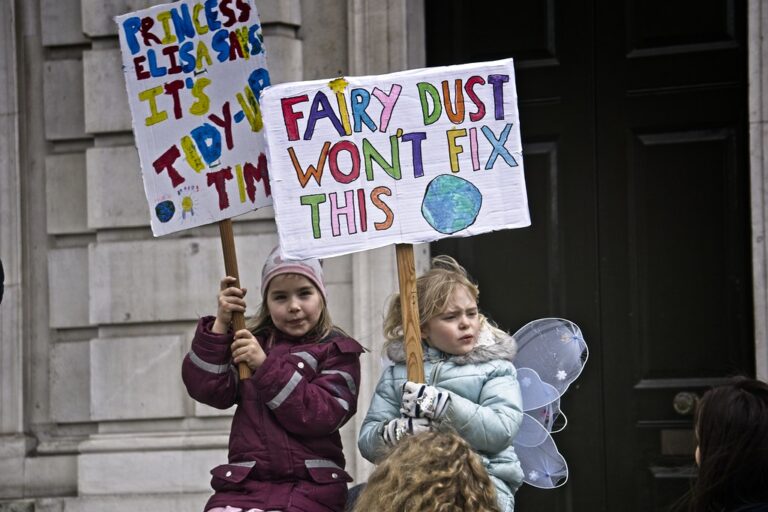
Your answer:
(428, 1), (602, 510)
(426, 1), (751, 511)
(598, 0), (751, 509)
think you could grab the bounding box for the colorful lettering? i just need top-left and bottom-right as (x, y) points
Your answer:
(417, 82), (442, 125)
(482, 123), (518, 169)
(330, 190), (357, 236)
(301, 194), (327, 238)
(447, 128), (467, 172)
(371, 84), (402, 132)
(289, 142), (330, 187)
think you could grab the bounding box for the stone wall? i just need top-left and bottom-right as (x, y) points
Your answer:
(749, 0), (768, 380)
(0, 0), (424, 509)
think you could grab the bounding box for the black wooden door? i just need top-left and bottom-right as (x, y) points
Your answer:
(426, 1), (753, 511)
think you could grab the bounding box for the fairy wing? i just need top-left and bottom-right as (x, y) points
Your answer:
(512, 318), (588, 488)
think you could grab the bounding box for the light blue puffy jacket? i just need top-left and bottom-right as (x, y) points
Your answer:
(357, 327), (524, 512)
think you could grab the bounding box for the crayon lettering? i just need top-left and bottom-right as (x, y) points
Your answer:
(282, 95), (309, 141)
(121, 1), (256, 56)
(289, 142), (330, 187)
(350, 89), (377, 132)
(363, 136), (400, 181)
(487, 74), (509, 120)
(401, 131), (427, 178)
(371, 84), (402, 132)
(137, 76), (213, 124)
(206, 154), (270, 211)
(418, 82), (441, 125)
(447, 128), (467, 172)
(329, 141), (360, 184)
(304, 91), (346, 140)
(300, 186), (394, 238)
(330, 190), (357, 236)
(442, 80), (465, 124)
(482, 123), (518, 169)
(464, 76), (486, 122)
(417, 75), (507, 125)
(154, 145), (185, 187)
(207, 166), (233, 209)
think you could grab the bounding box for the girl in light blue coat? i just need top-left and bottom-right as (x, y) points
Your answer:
(358, 255), (524, 512)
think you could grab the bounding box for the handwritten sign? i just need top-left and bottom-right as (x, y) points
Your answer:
(260, 59), (530, 260)
(116, 0), (272, 236)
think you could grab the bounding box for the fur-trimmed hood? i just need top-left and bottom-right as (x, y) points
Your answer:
(385, 323), (518, 366)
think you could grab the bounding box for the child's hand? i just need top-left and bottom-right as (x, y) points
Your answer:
(231, 329), (266, 371)
(382, 417), (432, 445)
(401, 381), (450, 420)
(212, 276), (248, 334)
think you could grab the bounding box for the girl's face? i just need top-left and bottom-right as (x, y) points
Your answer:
(266, 273), (323, 338)
(422, 285), (480, 356)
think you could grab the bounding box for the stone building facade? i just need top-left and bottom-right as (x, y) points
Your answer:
(0, 0), (425, 509)
(0, 0), (766, 510)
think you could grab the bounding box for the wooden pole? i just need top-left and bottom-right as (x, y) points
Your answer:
(219, 219), (252, 380)
(395, 244), (425, 383)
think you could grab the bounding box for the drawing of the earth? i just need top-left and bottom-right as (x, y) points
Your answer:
(421, 174), (482, 234)
(155, 200), (176, 223)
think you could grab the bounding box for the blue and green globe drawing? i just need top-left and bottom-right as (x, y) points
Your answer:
(155, 200), (176, 223)
(421, 174), (482, 234)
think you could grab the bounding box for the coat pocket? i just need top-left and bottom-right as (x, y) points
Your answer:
(294, 460), (351, 512)
(305, 459), (353, 484)
(210, 462), (255, 490)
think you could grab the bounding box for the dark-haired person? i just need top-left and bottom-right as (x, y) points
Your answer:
(689, 376), (768, 512)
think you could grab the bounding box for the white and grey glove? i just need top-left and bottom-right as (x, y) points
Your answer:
(400, 381), (450, 419)
(382, 416), (432, 445)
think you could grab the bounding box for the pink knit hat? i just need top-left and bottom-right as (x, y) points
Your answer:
(261, 246), (326, 299)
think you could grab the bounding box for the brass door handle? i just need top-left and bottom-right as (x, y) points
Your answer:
(672, 391), (700, 416)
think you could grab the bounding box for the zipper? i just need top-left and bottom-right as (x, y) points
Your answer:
(428, 360), (444, 385)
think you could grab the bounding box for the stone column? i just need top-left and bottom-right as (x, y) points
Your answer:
(0, 0), (23, 438)
(749, 0), (768, 380)
(0, 1), (39, 500)
(344, 0), (427, 480)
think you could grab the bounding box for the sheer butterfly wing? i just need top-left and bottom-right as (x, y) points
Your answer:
(515, 412), (569, 488)
(512, 318), (588, 489)
(514, 318), (588, 395)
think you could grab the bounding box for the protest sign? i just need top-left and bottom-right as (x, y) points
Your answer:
(260, 58), (530, 260)
(116, 0), (272, 237)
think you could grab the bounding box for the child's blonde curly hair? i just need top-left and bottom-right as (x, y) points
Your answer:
(352, 429), (500, 512)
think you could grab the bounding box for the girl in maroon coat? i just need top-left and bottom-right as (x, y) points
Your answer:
(182, 247), (364, 512)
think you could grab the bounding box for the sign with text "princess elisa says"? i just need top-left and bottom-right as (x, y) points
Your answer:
(260, 58), (531, 260)
(116, 0), (272, 236)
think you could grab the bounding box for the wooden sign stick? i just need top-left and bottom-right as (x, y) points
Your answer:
(395, 244), (425, 383)
(219, 218), (252, 380)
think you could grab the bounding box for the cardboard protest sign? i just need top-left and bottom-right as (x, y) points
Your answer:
(260, 58), (530, 260)
(116, 0), (272, 236)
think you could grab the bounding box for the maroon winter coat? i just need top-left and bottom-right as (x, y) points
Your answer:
(182, 317), (364, 512)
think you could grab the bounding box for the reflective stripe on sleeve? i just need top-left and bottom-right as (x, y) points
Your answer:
(293, 351), (318, 371)
(189, 350), (230, 374)
(267, 371), (302, 409)
(334, 397), (350, 411)
(321, 370), (357, 395)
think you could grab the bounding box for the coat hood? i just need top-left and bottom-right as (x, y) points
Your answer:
(385, 323), (518, 365)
